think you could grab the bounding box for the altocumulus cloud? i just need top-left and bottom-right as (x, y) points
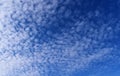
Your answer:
(0, 0), (119, 76)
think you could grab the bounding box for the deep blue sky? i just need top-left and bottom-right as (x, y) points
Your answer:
(45, 0), (120, 76)
(66, 0), (120, 76)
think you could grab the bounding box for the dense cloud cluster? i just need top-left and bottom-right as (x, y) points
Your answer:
(0, 0), (120, 76)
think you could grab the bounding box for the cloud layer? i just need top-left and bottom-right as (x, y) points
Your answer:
(0, 0), (120, 76)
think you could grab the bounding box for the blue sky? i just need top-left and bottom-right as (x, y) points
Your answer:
(0, 0), (120, 76)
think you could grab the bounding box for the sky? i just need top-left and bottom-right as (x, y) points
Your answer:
(0, 0), (120, 76)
